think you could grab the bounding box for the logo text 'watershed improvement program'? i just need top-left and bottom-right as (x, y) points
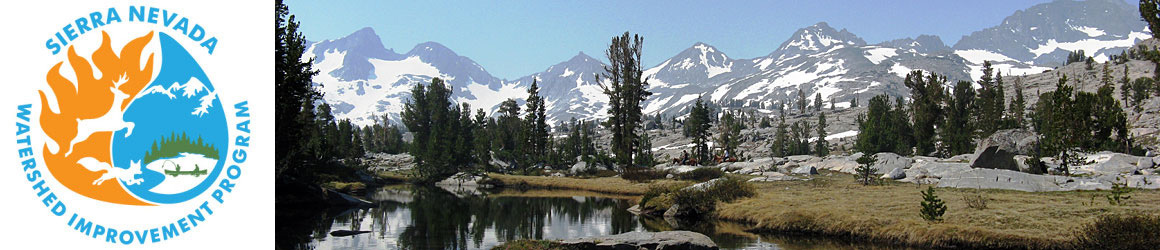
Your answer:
(15, 6), (251, 245)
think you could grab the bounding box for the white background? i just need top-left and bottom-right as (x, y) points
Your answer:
(0, 0), (273, 248)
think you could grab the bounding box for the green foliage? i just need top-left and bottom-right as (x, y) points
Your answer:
(676, 168), (724, 182)
(524, 80), (550, 167)
(361, 114), (406, 154)
(402, 78), (474, 183)
(771, 116), (789, 157)
(621, 168), (669, 183)
(1009, 78), (1027, 129)
(813, 93), (823, 112)
(143, 132), (220, 165)
(1073, 212), (1160, 249)
(705, 177), (757, 203)
(671, 177), (756, 217)
(275, 0), (322, 179)
(815, 112), (829, 157)
(597, 31), (652, 170)
(717, 111), (744, 159)
(1033, 75), (1134, 167)
(686, 96), (712, 164)
(1142, 0), (1160, 39)
(494, 99), (524, 171)
(940, 80), (976, 157)
(855, 153), (878, 185)
(1131, 77), (1154, 110)
(789, 120), (813, 156)
(975, 61), (1006, 140)
(758, 117), (772, 128)
(904, 70), (946, 156)
(1107, 176), (1134, 206)
(797, 89), (808, 114)
(855, 94), (913, 155)
(920, 186), (947, 222)
(1066, 50), (1088, 65)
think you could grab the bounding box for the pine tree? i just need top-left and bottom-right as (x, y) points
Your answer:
(402, 78), (463, 183)
(473, 109), (492, 167)
(686, 96), (712, 164)
(814, 93), (823, 112)
(718, 111), (744, 160)
(772, 116), (789, 157)
(597, 31), (652, 170)
(892, 97), (915, 156)
(524, 79), (550, 167)
(495, 99), (523, 171)
(975, 61), (1005, 139)
(1121, 65), (1132, 106)
(855, 95), (894, 154)
(920, 186), (947, 222)
(797, 89), (808, 114)
(850, 95), (858, 108)
(903, 70), (945, 156)
(855, 153), (877, 185)
(1142, 0), (1160, 39)
(941, 80), (976, 156)
(815, 112), (829, 157)
(276, 0), (321, 178)
(1010, 78), (1027, 129)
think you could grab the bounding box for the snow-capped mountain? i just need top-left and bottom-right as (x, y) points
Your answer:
(641, 42), (754, 116)
(952, 0), (1148, 79)
(641, 22), (969, 118)
(305, 27), (524, 127)
(507, 52), (608, 125)
(877, 35), (950, 54)
(305, 0), (1149, 128)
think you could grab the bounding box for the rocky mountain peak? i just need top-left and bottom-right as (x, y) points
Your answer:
(777, 22), (866, 52)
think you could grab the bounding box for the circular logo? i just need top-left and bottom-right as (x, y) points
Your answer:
(15, 5), (249, 245)
(43, 31), (228, 206)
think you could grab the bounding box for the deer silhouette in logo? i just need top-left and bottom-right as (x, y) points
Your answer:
(65, 74), (136, 156)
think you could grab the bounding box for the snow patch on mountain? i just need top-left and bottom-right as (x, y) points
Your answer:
(1028, 31), (1150, 58)
(864, 47), (898, 64)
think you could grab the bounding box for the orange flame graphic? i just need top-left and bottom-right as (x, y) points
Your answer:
(39, 31), (155, 205)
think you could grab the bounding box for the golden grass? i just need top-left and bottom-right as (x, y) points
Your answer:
(489, 188), (641, 201)
(323, 181), (367, 193)
(374, 170), (412, 183)
(714, 170), (1160, 249)
(488, 173), (691, 195)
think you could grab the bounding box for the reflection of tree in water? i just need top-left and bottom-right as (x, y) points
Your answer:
(390, 186), (639, 249)
(281, 186), (643, 250)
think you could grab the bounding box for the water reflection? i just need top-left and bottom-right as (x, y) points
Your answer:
(276, 185), (902, 250)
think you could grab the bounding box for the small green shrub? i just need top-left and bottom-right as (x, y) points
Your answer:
(920, 186), (946, 222)
(622, 168), (669, 183)
(1106, 176), (1134, 206)
(855, 154), (878, 185)
(639, 185), (669, 207)
(703, 177), (756, 203)
(1074, 213), (1160, 249)
(961, 190), (988, 210)
(676, 168), (724, 182)
(671, 187), (715, 216)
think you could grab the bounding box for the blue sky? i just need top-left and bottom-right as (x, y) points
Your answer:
(284, 0), (1070, 80)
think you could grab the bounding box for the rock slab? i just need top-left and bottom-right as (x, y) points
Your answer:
(560, 231), (719, 250)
